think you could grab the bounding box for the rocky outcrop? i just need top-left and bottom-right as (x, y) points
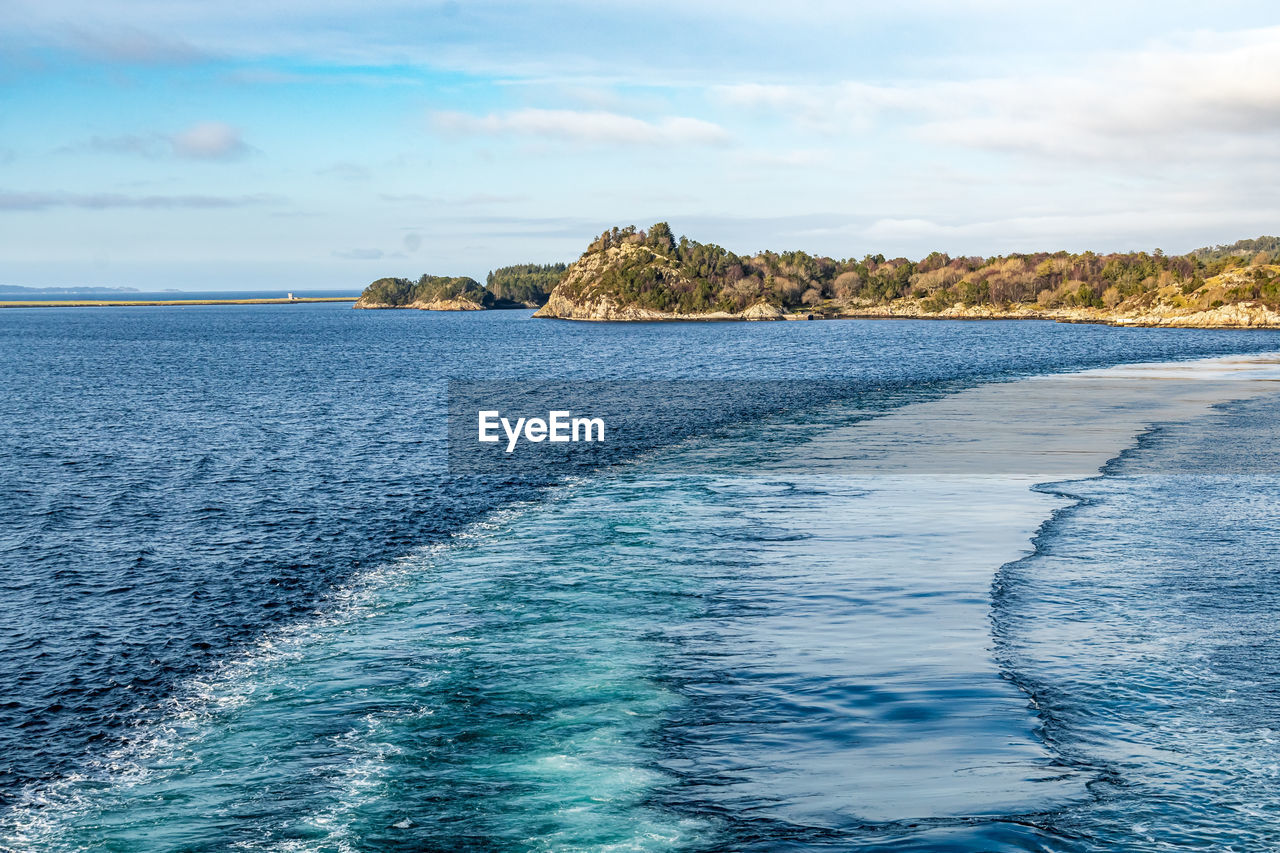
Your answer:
(834, 298), (1280, 328)
(533, 243), (787, 321)
(534, 289), (783, 321)
(532, 278), (1280, 328)
(354, 297), (487, 310)
(408, 298), (487, 311)
(1112, 301), (1280, 328)
(739, 302), (786, 320)
(835, 300), (1052, 322)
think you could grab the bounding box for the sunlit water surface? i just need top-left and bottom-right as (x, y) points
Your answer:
(2, 305), (1280, 851)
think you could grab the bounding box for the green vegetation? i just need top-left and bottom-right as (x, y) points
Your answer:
(360, 266), (564, 309)
(1190, 236), (1280, 266)
(359, 275), (491, 307)
(361, 230), (1280, 317)
(486, 263), (566, 307)
(560, 223), (1280, 314)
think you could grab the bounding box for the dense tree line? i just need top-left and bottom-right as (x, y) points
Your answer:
(361, 230), (1280, 313)
(360, 274), (490, 307)
(566, 223), (1280, 313)
(361, 265), (566, 308)
(485, 263), (566, 306)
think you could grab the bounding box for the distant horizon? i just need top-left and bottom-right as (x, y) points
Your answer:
(2, 228), (1275, 294)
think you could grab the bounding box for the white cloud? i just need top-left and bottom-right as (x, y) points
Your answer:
(717, 26), (1280, 167)
(433, 109), (731, 147)
(853, 205), (1280, 254)
(170, 122), (251, 160)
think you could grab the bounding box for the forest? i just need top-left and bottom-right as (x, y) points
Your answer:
(560, 225), (1280, 314)
(486, 263), (566, 307)
(359, 231), (1280, 315)
(359, 264), (564, 308)
(358, 274), (490, 307)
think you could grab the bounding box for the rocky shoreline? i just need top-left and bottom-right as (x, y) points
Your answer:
(842, 298), (1280, 328)
(532, 290), (786, 321)
(353, 297), (488, 311)
(354, 287), (1280, 329)
(533, 292), (1280, 328)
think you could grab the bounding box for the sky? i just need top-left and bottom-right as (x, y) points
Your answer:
(2, 0), (1279, 290)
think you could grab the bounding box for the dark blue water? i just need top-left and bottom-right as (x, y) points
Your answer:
(1, 304), (1279, 850)
(995, 394), (1280, 850)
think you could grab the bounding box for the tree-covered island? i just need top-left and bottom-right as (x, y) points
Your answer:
(356, 226), (1280, 328)
(354, 263), (565, 310)
(533, 226), (1280, 327)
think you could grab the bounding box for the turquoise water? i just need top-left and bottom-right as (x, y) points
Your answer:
(4, 306), (1280, 850)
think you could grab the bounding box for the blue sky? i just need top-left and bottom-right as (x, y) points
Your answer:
(3, 1), (1279, 290)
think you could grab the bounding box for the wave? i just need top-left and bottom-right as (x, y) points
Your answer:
(991, 392), (1280, 851)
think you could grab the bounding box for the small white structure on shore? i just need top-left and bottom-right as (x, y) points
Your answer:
(287, 292), (295, 300)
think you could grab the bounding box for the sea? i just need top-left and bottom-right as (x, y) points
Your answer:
(1, 303), (1279, 851)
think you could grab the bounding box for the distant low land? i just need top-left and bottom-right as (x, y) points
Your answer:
(358, 227), (1280, 329)
(0, 285), (142, 295)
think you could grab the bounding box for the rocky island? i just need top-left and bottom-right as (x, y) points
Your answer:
(354, 264), (565, 310)
(532, 224), (1280, 328)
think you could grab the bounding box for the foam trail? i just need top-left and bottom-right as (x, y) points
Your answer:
(660, 355), (1280, 847)
(0, 493), (720, 851)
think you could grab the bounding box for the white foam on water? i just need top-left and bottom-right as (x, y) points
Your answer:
(661, 353), (1280, 828)
(0, 474), (715, 852)
(0, 500), (541, 850)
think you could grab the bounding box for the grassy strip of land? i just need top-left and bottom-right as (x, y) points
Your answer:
(0, 297), (358, 308)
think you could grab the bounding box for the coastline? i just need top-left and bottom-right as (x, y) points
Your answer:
(0, 297), (359, 309)
(532, 295), (1280, 329)
(12, 294), (1275, 328)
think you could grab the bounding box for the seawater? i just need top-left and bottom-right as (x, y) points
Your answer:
(2, 305), (1280, 851)
(996, 391), (1280, 850)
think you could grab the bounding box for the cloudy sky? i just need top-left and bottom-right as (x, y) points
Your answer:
(3, 1), (1279, 290)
